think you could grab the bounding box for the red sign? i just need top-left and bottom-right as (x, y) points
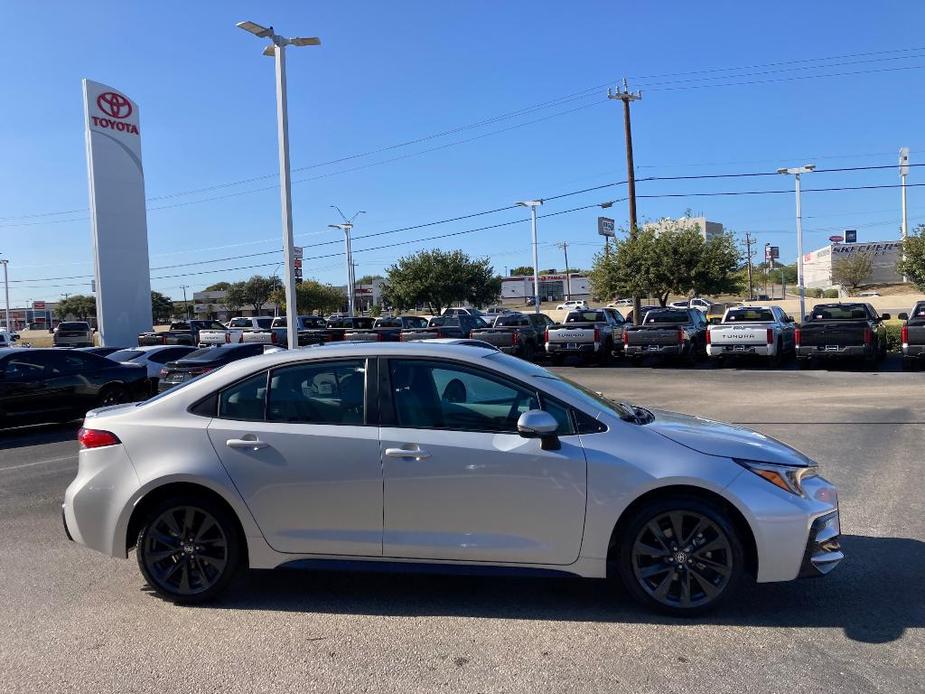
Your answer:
(829, 235), (844, 243)
(32, 300), (46, 310)
(97, 92), (133, 119)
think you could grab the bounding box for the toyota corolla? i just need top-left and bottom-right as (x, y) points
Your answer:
(63, 342), (842, 614)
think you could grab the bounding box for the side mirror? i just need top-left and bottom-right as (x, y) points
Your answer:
(709, 317), (722, 325)
(804, 314), (812, 322)
(880, 313), (891, 321)
(516, 410), (560, 450)
(898, 312), (909, 321)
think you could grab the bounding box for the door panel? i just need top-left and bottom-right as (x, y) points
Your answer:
(207, 360), (383, 556)
(381, 358), (587, 565)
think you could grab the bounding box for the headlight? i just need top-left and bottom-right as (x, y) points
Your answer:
(734, 459), (817, 497)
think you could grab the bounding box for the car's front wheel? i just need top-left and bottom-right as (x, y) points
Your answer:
(616, 497), (744, 615)
(136, 496), (242, 604)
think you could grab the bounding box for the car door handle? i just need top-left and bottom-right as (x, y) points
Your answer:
(384, 447), (431, 460)
(226, 437), (269, 451)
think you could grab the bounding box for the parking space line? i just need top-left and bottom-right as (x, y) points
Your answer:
(0, 455), (77, 473)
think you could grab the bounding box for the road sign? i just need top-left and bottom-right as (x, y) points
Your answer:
(597, 217), (616, 237)
(293, 246), (303, 259)
(829, 235), (844, 243)
(294, 259), (302, 269)
(900, 147), (910, 177)
(764, 245), (779, 262)
(845, 229), (857, 243)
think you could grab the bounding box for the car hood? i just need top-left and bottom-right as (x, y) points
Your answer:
(648, 409), (814, 467)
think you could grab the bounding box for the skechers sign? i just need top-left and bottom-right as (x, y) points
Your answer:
(90, 91), (140, 134)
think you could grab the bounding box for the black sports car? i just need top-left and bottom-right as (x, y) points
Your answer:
(0, 348), (148, 427)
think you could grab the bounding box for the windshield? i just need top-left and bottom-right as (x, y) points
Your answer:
(539, 372), (652, 424)
(107, 349), (144, 361)
(566, 311), (604, 323)
(496, 314), (528, 327)
(810, 305), (869, 320)
(725, 309), (774, 322)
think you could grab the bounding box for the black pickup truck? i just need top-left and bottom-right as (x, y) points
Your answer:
(400, 314), (488, 341)
(323, 316), (376, 342)
(795, 302), (888, 367)
(137, 320), (227, 347)
(343, 316), (430, 343)
(469, 312), (554, 359)
(899, 301), (925, 370)
(623, 308), (708, 365)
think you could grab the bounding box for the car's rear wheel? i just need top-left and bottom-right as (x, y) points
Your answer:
(97, 385), (127, 407)
(616, 497), (744, 615)
(136, 496), (241, 604)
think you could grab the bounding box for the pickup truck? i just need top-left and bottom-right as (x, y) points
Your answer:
(343, 316), (429, 343)
(324, 316), (376, 342)
(242, 315), (328, 348)
(469, 312), (554, 359)
(53, 321), (93, 348)
(898, 301), (925, 370)
(400, 314), (488, 342)
(795, 302), (888, 368)
(197, 316), (274, 347)
(706, 305), (795, 366)
(137, 320), (228, 347)
(623, 308), (708, 365)
(545, 308), (624, 365)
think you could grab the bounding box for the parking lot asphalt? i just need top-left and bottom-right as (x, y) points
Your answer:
(0, 364), (922, 693)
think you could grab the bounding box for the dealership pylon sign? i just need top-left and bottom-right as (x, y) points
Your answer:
(82, 79), (152, 346)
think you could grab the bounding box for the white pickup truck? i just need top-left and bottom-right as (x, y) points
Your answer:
(706, 305), (796, 366)
(196, 316), (274, 347)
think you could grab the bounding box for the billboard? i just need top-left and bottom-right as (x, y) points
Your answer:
(845, 229), (857, 243)
(83, 79), (152, 347)
(597, 217), (616, 237)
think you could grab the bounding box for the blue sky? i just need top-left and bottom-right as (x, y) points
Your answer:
(1, 1), (924, 305)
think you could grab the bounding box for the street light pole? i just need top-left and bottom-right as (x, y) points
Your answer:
(330, 207), (365, 318)
(180, 284), (190, 320)
(0, 258), (9, 332)
(778, 164), (815, 321)
(557, 242), (571, 301)
(516, 200), (543, 313)
(236, 20), (321, 351)
(900, 147), (910, 283)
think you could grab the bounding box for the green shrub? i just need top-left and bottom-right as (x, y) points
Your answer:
(803, 288), (823, 298)
(885, 323), (903, 352)
(822, 289), (839, 298)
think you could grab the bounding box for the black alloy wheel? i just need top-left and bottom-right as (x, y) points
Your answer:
(618, 498), (743, 615)
(97, 385), (127, 407)
(137, 497), (241, 604)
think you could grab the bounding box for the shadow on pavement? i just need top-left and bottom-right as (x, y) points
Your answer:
(0, 422), (80, 450)
(209, 534), (922, 644)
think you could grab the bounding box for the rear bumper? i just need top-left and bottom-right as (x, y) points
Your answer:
(903, 344), (925, 358)
(707, 344), (774, 357)
(625, 344), (684, 356)
(797, 345), (871, 359)
(547, 342), (597, 354)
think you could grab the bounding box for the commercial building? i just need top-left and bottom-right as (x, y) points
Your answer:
(500, 274), (591, 303)
(644, 216), (726, 241)
(803, 240), (903, 289)
(193, 278), (384, 319)
(2, 303), (57, 331)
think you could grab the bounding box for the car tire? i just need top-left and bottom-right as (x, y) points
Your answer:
(597, 341), (613, 366)
(97, 385), (128, 407)
(136, 495), (242, 605)
(797, 357), (813, 370)
(551, 353), (564, 366)
(616, 496), (744, 616)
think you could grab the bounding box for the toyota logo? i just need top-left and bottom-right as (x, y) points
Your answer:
(96, 91), (133, 119)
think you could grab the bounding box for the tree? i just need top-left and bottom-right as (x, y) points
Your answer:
(832, 252), (874, 291)
(898, 225), (925, 291)
(588, 220), (741, 307)
(384, 249), (501, 315)
(356, 274), (384, 285)
(150, 290), (173, 323)
(56, 295), (96, 321)
(509, 265), (534, 276)
(271, 280), (344, 315)
(226, 275), (281, 314)
(204, 281), (231, 292)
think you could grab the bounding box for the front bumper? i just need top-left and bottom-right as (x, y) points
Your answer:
(799, 510), (844, 577)
(797, 345), (871, 359)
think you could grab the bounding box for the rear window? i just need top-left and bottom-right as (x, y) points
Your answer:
(644, 311), (689, 324)
(496, 314), (528, 327)
(107, 349), (144, 361)
(228, 318), (252, 328)
(375, 318), (401, 328)
(725, 309), (774, 322)
(255, 318), (273, 330)
(810, 305), (869, 320)
(566, 311), (604, 323)
(353, 318), (375, 329)
(59, 322), (89, 330)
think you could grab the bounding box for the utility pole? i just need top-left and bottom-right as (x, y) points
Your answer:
(778, 165), (815, 321)
(0, 257), (9, 332)
(329, 207), (365, 318)
(180, 284), (190, 320)
(556, 242), (571, 301)
(900, 147), (910, 283)
(608, 79), (643, 323)
(516, 200), (544, 313)
(744, 233), (755, 300)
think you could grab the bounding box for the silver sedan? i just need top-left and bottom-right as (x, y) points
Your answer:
(63, 342), (842, 614)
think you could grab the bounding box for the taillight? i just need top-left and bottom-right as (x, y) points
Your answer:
(623, 330), (629, 345)
(159, 368), (169, 378)
(544, 328), (549, 343)
(224, 332), (231, 343)
(511, 330), (519, 346)
(794, 328), (801, 347)
(376, 332), (384, 341)
(78, 428), (121, 449)
(238, 333), (244, 343)
(160, 335), (167, 345)
(902, 324), (909, 345)
(400, 332), (407, 342)
(271, 331), (278, 344)
(593, 326), (601, 343)
(766, 328), (774, 345)
(705, 328), (711, 345)
(677, 328), (685, 344)
(863, 327), (873, 345)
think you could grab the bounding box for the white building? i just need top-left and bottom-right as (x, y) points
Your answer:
(644, 216), (725, 241)
(500, 274), (590, 303)
(803, 240), (903, 289)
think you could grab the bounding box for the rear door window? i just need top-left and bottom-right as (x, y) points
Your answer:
(218, 372), (269, 421)
(267, 360), (366, 425)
